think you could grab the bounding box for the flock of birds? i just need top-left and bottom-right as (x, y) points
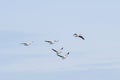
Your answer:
(20, 33), (85, 60)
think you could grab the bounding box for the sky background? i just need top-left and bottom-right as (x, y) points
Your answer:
(0, 0), (120, 80)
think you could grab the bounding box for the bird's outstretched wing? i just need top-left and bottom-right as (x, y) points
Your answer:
(57, 54), (65, 59)
(21, 43), (29, 46)
(57, 52), (69, 59)
(45, 40), (50, 43)
(45, 40), (49, 42)
(52, 49), (58, 53)
(79, 36), (85, 40)
(45, 40), (53, 44)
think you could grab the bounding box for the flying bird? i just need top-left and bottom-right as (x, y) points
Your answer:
(57, 52), (69, 59)
(73, 33), (85, 40)
(20, 41), (34, 46)
(45, 40), (58, 44)
(52, 47), (63, 55)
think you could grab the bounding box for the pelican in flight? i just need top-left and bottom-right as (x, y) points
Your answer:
(57, 52), (69, 59)
(20, 41), (34, 46)
(45, 40), (58, 44)
(51, 47), (63, 55)
(73, 33), (85, 40)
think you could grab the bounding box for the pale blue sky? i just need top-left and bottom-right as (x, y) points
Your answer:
(0, 0), (120, 80)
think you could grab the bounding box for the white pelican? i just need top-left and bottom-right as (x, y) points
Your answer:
(20, 41), (34, 46)
(73, 33), (85, 40)
(57, 52), (69, 59)
(45, 40), (58, 44)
